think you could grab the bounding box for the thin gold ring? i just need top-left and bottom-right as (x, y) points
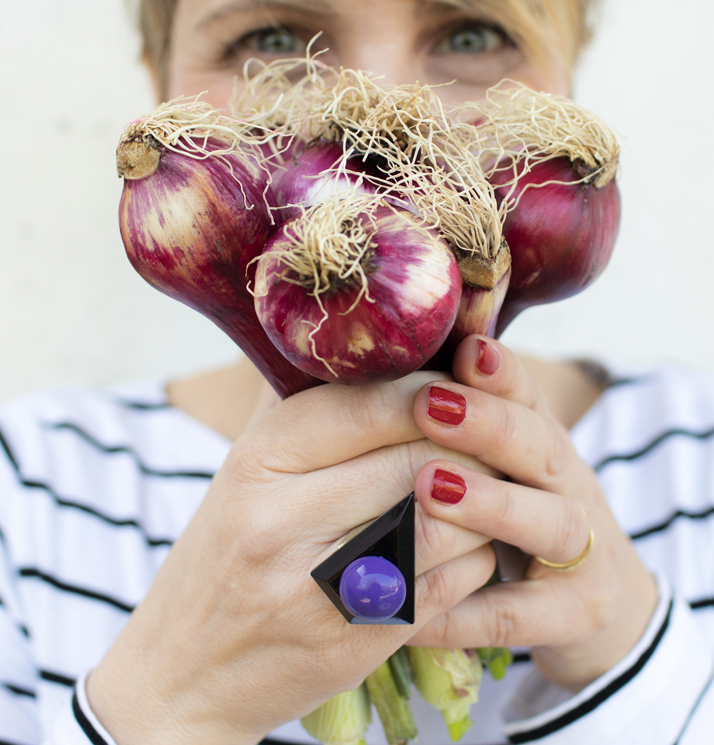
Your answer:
(534, 524), (595, 572)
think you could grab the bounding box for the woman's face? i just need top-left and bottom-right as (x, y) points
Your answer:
(167, 0), (570, 107)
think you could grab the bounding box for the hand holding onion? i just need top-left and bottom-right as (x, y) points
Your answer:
(408, 336), (659, 691)
(114, 63), (628, 742)
(86, 374), (499, 745)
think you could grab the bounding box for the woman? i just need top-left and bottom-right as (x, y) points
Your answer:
(1, 1), (712, 743)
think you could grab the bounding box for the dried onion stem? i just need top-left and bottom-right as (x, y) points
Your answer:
(257, 195), (382, 308)
(472, 81), (620, 192)
(236, 62), (505, 285)
(116, 96), (271, 183)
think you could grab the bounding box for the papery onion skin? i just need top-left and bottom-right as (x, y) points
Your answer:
(255, 207), (462, 385)
(493, 156), (621, 335)
(118, 137), (322, 398)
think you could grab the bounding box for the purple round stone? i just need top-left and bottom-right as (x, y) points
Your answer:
(339, 555), (407, 622)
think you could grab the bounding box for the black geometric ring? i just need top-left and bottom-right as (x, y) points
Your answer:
(311, 493), (415, 625)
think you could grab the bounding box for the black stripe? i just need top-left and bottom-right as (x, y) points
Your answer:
(606, 375), (648, 389)
(690, 597), (714, 610)
(508, 600), (673, 743)
(0, 427), (174, 548)
(0, 567), (32, 640)
(73, 689), (109, 745)
(629, 505), (714, 541)
(0, 429), (20, 471)
(114, 398), (171, 411)
(511, 652), (531, 664)
(594, 427), (714, 473)
(43, 421), (214, 479)
(18, 568), (135, 614)
(0, 739), (31, 745)
(40, 669), (76, 687)
(2, 682), (36, 698)
(673, 661), (714, 744)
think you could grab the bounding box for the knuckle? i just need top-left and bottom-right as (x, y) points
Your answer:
(551, 506), (586, 559)
(234, 515), (283, 566)
(347, 383), (395, 436)
(425, 563), (456, 610)
(484, 594), (519, 647)
(490, 404), (519, 453)
(415, 511), (451, 567)
(225, 435), (277, 484)
(492, 482), (519, 532)
(540, 424), (572, 482)
(429, 607), (460, 646)
(224, 448), (263, 486)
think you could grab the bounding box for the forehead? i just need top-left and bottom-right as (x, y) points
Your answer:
(193, 0), (511, 26)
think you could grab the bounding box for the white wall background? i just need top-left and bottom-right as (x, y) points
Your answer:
(1, 0), (712, 403)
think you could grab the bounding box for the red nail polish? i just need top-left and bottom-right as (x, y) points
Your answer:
(432, 469), (467, 504)
(428, 386), (466, 425)
(476, 339), (500, 376)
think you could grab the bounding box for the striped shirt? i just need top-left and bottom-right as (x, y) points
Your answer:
(0, 362), (713, 745)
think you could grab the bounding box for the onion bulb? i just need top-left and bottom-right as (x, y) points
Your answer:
(470, 82), (621, 335)
(116, 115), (323, 399)
(254, 197), (462, 384)
(493, 156), (621, 334)
(270, 139), (377, 221)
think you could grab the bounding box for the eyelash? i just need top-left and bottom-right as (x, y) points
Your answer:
(220, 19), (514, 64)
(220, 25), (303, 63)
(434, 21), (514, 54)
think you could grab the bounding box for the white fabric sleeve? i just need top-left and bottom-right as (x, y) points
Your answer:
(0, 500), (41, 745)
(0, 455), (113, 745)
(44, 674), (118, 745)
(502, 575), (714, 744)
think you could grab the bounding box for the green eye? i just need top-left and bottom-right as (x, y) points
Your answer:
(245, 28), (298, 54)
(438, 25), (504, 54)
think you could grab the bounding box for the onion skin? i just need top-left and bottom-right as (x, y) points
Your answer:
(255, 207), (462, 385)
(493, 156), (621, 335)
(271, 140), (376, 221)
(118, 137), (322, 398)
(430, 266), (510, 371)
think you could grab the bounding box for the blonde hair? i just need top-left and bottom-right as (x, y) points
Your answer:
(137, 0), (598, 101)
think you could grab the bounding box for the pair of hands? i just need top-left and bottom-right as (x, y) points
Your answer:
(88, 336), (657, 745)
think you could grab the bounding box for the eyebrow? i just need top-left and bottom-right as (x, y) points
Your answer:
(196, 0), (334, 30)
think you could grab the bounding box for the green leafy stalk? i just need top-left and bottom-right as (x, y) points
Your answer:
(388, 647), (414, 700)
(407, 647), (483, 742)
(301, 684), (372, 745)
(365, 660), (417, 745)
(477, 647), (514, 681)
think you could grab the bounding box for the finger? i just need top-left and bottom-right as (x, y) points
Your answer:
(413, 545), (496, 627)
(240, 371), (450, 474)
(293, 442), (494, 572)
(310, 504), (492, 585)
(451, 336), (550, 416)
(301, 436), (498, 532)
(408, 579), (591, 650)
(220, 435), (493, 573)
(413, 381), (584, 492)
(414, 460), (591, 565)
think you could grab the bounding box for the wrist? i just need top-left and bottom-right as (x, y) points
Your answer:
(86, 635), (264, 745)
(533, 568), (659, 691)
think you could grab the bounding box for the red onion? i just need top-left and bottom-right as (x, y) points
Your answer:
(469, 83), (621, 336)
(254, 200), (462, 384)
(270, 140), (377, 221)
(492, 157), (621, 335)
(117, 130), (323, 398)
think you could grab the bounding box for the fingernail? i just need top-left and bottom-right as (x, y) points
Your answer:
(428, 386), (466, 425)
(432, 469), (467, 504)
(476, 338), (500, 376)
